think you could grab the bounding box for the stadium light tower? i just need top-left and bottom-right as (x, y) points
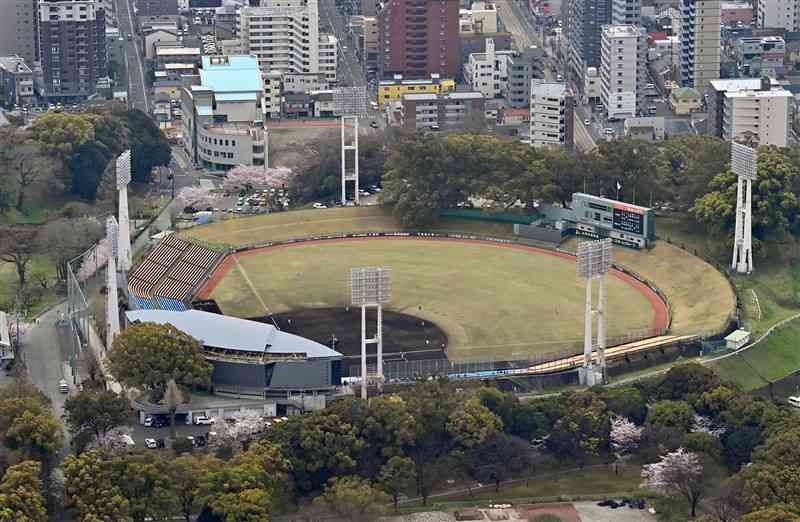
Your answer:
(350, 266), (392, 399)
(731, 142), (758, 274)
(334, 87), (367, 206)
(106, 217), (121, 348)
(116, 150), (133, 275)
(576, 238), (613, 385)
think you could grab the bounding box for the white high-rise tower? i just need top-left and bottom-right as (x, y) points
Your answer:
(106, 217), (121, 347)
(731, 143), (758, 274)
(116, 150), (133, 273)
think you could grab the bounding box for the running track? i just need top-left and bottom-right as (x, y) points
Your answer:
(196, 236), (669, 334)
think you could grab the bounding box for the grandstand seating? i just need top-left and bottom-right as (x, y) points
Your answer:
(127, 235), (222, 312)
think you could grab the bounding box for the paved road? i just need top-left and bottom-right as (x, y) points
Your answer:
(319, 0), (365, 88)
(116, 0), (149, 113)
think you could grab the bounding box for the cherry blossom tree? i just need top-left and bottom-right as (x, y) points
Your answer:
(76, 238), (112, 281)
(91, 426), (135, 452)
(691, 414), (726, 438)
(176, 186), (219, 208)
(642, 447), (706, 517)
(223, 166), (294, 192)
(209, 410), (270, 452)
(610, 416), (643, 473)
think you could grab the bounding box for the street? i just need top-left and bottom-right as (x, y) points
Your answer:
(116, 0), (149, 113)
(318, 0), (366, 88)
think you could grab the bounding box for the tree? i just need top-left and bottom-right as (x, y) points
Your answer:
(740, 463), (800, 511)
(0, 128), (58, 212)
(124, 109), (171, 183)
(165, 379), (184, 440)
(599, 387), (648, 425)
(107, 323), (212, 402)
(30, 112), (95, 160)
(63, 389), (130, 451)
(693, 146), (800, 244)
(378, 456), (415, 513)
(610, 416), (643, 472)
(707, 476), (746, 522)
(656, 363), (721, 402)
(661, 135), (729, 209)
(207, 488), (272, 522)
(0, 225), (40, 293)
(646, 400), (696, 432)
(39, 217), (103, 282)
(110, 452), (175, 522)
(170, 455), (213, 522)
(0, 460), (47, 522)
(313, 476), (389, 522)
(741, 505), (800, 522)
(550, 392), (610, 468)
(63, 450), (131, 521)
(223, 166), (294, 192)
(5, 410), (63, 462)
(446, 397), (502, 449)
(642, 447), (706, 517)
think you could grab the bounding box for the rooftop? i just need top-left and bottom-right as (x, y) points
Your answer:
(125, 309), (342, 358)
(725, 89), (792, 99)
(671, 86), (701, 98)
(709, 78), (765, 91)
(602, 25), (643, 38)
(200, 55), (262, 94)
(156, 47), (201, 56)
(532, 81), (567, 98)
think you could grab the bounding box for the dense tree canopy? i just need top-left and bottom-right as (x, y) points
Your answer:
(108, 323), (212, 402)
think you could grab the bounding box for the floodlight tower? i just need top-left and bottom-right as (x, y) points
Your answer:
(576, 238), (613, 385)
(334, 87), (367, 205)
(106, 217), (121, 348)
(731, 143), (758, 274)
(116, 150), (133, 274)
(350, 266), (392, 399)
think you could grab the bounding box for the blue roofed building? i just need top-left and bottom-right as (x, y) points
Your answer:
(125, 309), (344, 397)
(181, 55), (267, 171)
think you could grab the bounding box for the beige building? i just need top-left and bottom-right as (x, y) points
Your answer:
(679, 0), (721, 89)
(723, 89), (791, 146)
(459, 2), (498, 35)
(670, 86), (702, 114)
(144, 29), (178, 59)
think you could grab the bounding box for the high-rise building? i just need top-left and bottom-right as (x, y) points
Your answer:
(463, 39), (544, 108)
(707, 78), (766, 136)
(136, 0), (178, 16)
(600, 25), (646, 119)
(529, 80), (574, 148)
(755, 0), (800, 30)
(679, 0), (721, 89)
(39, 0), (107, 100)
(564, 0), (612, 81)
(181, 55), (267, 170)
(0, 56), (35, 106)
(378, 0), (460, 79)
(723, 88), (791, 146)
(611, 0), (640, 25)
(400, 91), (486, 131)
(0, 0), (39, 65)
(239, 0), (336, 82)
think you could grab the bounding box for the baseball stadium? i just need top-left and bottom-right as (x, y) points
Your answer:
(125, 203), (736, 395)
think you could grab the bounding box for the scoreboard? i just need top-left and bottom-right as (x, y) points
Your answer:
(569, 193), (655, 248)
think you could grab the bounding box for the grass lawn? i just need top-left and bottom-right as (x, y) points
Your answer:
(712, 319), (800, 390)
(207, 238), (657, 361)
(181, 206), (515, 247)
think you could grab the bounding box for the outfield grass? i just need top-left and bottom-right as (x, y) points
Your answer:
(181, 206), (515, 247)
(208, 238), (657, 361)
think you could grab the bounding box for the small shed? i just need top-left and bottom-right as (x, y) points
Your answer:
(725, 329), (751, 351)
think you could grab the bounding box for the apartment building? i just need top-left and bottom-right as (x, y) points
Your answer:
(181, 55), (267, 171)
(600, 24), (646, 119)
(0, 56), (35, 106)
(529, 80), (574, 148)
(378, 73), (456, 108)
(459, 2), (498, 34)
(564, 0), (612, 81)
(350, 16), (379, 74)
(136, 0), (178, 16)
(400, 91), (485, 131)
(612, 0), (641, 25)
(39, 0), (107, 100)
(378, 0), (461, 79)
(707, 77), (765, 136)
(736, 35), (785, 77)
(318, 34), (337, 83)
(463, 39), (544, 108)
(679, 0), (721, 89)
(0, 0), (38, 66)
(723, 88), (791, 146)
(755, 0), (799, 29)
(239, 0), (317, 75)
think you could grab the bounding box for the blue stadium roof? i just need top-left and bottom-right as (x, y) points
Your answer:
(125, 309), (342, 359)
(200, 55), (262, 94)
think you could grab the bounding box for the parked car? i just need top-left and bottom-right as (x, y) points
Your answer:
(59, 379), (69, 393)
(312, 202), (327, 209)
(144, 438), (158, 449)
(194, 415), (213, 425)
(370, 121), (378, 129)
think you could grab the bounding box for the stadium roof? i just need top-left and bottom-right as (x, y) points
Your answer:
(125, 309), (342, 358)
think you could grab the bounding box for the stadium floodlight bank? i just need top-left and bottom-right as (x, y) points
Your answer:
(106, 217), (121, 346)
(577, 238), (612, 386)
(116, 150), (133, 273)
(351, 266), (392, 399)
(334, 87), (367, 206)
(731, 143), (757, 274)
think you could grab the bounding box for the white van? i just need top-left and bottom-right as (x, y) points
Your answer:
(788, 396), (800, 408)
(59, 380), (69, 393)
